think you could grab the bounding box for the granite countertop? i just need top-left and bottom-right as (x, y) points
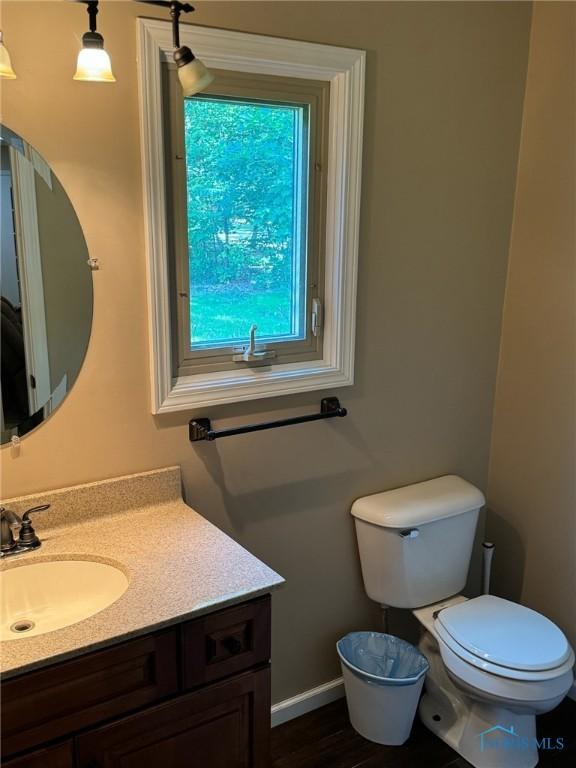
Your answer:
(0, 467), (284, 679)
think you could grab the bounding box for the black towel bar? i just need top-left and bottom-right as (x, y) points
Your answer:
(189, 397), (347, 442)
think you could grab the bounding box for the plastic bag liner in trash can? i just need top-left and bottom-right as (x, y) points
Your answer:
(337, 632), (429, 746)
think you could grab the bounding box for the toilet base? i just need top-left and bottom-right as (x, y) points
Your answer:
(419, 692), (538, 768)
(417, 630), (540, 768)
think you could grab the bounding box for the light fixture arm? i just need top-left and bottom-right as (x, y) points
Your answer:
(137, 1), (195, 48)
(135, 0), (213, 95)
(76, 0), (107, 51)
(79, 0), (99, 34)
(170, 3), (195, 49)
(171, 3), (181, 48)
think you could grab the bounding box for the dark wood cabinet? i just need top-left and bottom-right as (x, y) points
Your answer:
(2, 595), (271, 768)
(1, 742), (73, 768)
(182, 595), (271, 689)
(76, 669), (270, 768)
(2, 629), (179, 757)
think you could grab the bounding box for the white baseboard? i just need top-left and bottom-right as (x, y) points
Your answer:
(271, 665), (575, 727)
(271, 677), (345, 727)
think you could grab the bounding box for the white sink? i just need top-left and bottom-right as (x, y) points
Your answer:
(0, 559), (129, 640)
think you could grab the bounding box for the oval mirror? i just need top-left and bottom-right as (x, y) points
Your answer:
(0, 125), (93, 443)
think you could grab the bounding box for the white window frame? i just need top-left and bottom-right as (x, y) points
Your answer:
(137, 18), (365, 413)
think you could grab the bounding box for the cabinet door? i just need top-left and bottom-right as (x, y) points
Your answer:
(76, 667), (270, 768)
(3, 741), (73, 768)
(2, 629), (178, 758)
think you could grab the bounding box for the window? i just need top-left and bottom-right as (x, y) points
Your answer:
(185, 96), (309, 349)
(165, 69), (328, 375)
(138, 20), (365, 412)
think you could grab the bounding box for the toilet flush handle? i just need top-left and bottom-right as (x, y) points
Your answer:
(399, 528), (420, 539)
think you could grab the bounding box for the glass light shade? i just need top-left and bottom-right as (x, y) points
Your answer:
(0, 40), (16, 79)
(178, 58), (214, 96)
(73, 47), (116, 83)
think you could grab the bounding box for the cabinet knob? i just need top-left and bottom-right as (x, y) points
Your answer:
(223, 636), (243, 655)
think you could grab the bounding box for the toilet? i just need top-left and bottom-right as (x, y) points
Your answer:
(351, 475), (574, 768)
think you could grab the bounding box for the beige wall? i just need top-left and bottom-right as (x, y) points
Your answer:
(0, 2), (531, 702)
(487, 2), (576, 648)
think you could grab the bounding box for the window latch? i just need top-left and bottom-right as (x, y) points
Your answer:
(311, 298), (322, 337)
(233, 324), (277, 363)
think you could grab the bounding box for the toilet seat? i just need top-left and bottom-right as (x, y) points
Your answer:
(438, 634), (574, 705)
(434, 595), (574, 681)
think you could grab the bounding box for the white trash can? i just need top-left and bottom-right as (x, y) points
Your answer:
(337, 631), (429, 745)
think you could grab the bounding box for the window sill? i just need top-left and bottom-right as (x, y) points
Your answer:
(154, 358), (354, 412)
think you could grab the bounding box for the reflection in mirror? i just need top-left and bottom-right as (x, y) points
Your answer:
(0, 125), (93, 443)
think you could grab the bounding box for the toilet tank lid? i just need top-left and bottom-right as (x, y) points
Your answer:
(350, 475), (485, 528)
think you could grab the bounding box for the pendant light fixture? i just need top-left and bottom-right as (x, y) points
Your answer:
(0, 31), (17, 79)
(74, 0), (116, 83)
(142, 1), (213, 96)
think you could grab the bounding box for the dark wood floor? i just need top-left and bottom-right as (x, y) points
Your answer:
(271, 696), (576, 768)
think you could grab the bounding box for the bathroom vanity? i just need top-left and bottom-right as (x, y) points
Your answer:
(2, 595), (271, 767)
(0, 468), (284, 767)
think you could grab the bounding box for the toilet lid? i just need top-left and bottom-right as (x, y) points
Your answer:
(435, 595), (572, 672)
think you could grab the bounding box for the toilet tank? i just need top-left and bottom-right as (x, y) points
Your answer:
(351, 476), (484, 609)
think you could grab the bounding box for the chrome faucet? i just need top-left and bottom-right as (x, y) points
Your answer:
(0, 505), (50, 557)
